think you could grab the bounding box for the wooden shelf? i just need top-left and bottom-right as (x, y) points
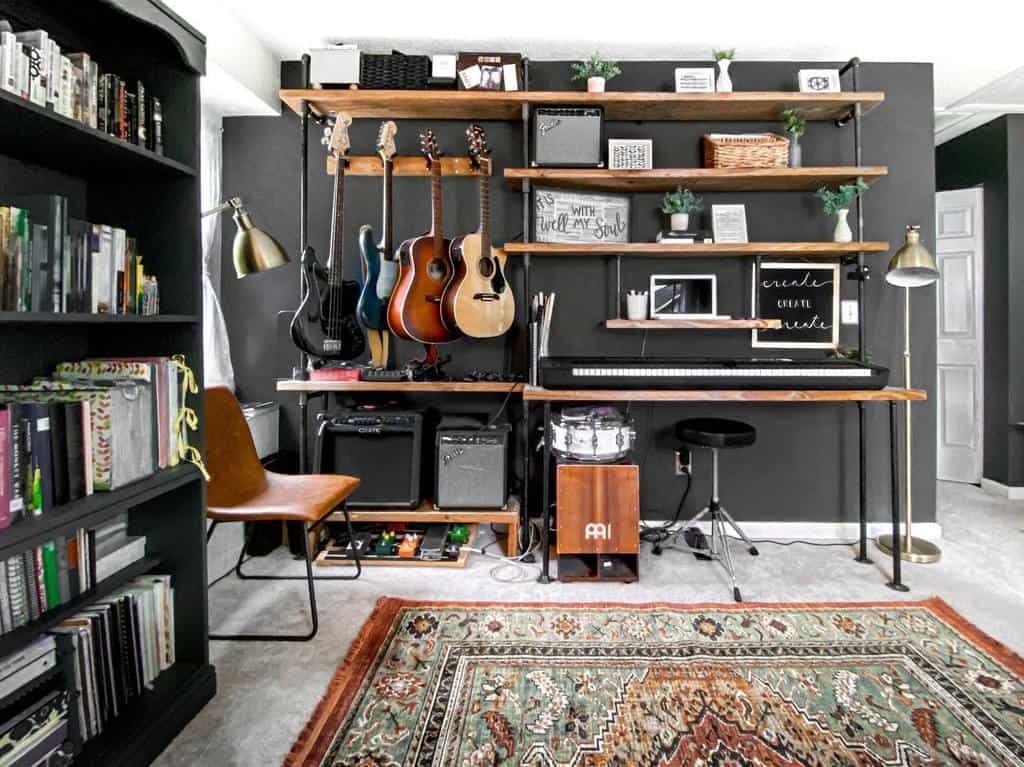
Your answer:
(280, 89), (884, 122)
(277, 379), (524, 393)
(605, 318), (782, 330)
(523, 386), (927, 402)
(0, 312), (198, 325)
(506, 166), (888, 192)
(504, 242), (889, 257)
(328, 155), (487, 177)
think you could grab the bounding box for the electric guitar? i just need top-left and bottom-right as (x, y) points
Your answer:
(290, 114), (366, 362)
(443, 125), (515, 338)
(387, 130), (460, 344)
(357, 120), (398, 331)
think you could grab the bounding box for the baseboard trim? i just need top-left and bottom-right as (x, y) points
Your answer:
(641, 519), (943, 543)
(980, 478), (1024, 500)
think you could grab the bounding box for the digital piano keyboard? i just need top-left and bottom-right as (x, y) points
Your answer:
(539, 357), (890, 391)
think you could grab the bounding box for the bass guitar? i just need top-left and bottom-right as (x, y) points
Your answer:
(290, 114), (366, 361)
(387, 129), (460, 344)
(443, 124), (515, 338)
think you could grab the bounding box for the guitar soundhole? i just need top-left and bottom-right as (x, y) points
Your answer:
(427, 259), (448, 280)
(478, 258), (495, 278)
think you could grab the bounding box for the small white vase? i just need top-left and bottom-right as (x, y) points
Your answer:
(587, 77), (606, 93)
(833, 209), (853, 243)
(669, 212), (690, 231)
(716, 60), (733, 92)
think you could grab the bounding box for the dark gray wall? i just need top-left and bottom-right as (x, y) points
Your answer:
(936, 115), (1024, 486)
(221, 60), (937, 525)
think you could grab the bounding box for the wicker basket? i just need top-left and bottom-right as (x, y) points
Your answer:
(359, 52), (431, 90)
(702, 133), (790, 168)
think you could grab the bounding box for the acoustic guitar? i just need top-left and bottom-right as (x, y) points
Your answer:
(290, 114), (366, 361)
(443, 125), (515, 338)
(387, 130), (460, 344)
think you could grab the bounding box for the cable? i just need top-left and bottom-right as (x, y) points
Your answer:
(640, 469), (692, 545)
(728, 536), (860, 548)
(461, 521), (541, 583)
(482, 387), (516, 429)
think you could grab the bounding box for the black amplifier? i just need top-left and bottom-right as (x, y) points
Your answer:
(315, 410), (423, 508)
(435, 425), (509, 509)
(532, 106), (604, 168)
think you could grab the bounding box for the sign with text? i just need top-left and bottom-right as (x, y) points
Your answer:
(752, 262), (839, 349)
(534, 187), (630, 245)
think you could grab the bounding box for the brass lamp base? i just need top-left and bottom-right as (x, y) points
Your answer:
(875, 534), (941, 564)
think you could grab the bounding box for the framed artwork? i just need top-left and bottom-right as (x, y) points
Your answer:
(674, 68), (716, 93)
(711, 204), (748, 243)
(751, 261), (840, 348)
(798, 69), (841, 93)
(534, 187), (630, 244)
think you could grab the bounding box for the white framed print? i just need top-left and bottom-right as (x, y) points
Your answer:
(751, 261), (840, 349)
(798, 69), (841, 93)
(711, 204), (748, 243)
(650, 274), (718, 319)
(608, 139), (653, 170)
(675, 68), (716, 93)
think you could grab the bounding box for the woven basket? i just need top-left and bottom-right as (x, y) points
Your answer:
(359, 53), (431, 90)
(702, 133), (790, 168)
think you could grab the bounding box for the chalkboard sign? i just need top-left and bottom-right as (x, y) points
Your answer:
(534, 187), (630, 244)
(752, 262), (839, 349)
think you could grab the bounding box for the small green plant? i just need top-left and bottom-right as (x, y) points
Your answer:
(816, 181), (868, 215)
(782, 108), (806, 139)
(570, 53), (621, 82)
(828, 347), (872, 362)
(659, 187), (704, 215)
(712, 48), (736, 61)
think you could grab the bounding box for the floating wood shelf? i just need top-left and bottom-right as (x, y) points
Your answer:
(505, 166), (888, 192)
(503, 242), (889, 257)
(327, 155), (488, 177)
(605, 318), (782, 330)
(280, 89), (884, 122)
(523, 386), (927, 402)
(276, 379), (524, 393)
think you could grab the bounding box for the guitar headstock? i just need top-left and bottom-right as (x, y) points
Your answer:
(466, 124), (491, 174)
(420, 129), (442, 169)
(376, 121), (398, 163)
(326, 112), (353, 158)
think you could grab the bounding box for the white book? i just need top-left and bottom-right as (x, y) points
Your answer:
(94, 536), (147, 583)
(13, 30), (48, 107)
(0, 33), (17, 94)
(14, 45), (28, 99)
(91, 224), (112, 313)
(0, 636), (57, 700)
(110, 227), (126, 314)
(47, 38), (60, 107)
(58, 55), (73, 117)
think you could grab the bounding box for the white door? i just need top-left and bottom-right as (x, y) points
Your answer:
(935, 187), (984, 483)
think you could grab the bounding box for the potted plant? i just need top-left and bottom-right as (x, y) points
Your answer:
(571, 53), (621, 93)
(659, 187), (704, 231)
(782, 108), (806, 168)
(816, 181), (868, 242)
(712, 48), (735, 92)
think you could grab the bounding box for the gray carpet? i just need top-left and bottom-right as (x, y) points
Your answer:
(153, 481), (1024, 766)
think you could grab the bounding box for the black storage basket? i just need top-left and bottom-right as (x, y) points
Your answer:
(359, 52), (431, 90)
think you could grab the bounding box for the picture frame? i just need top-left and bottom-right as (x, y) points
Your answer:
(534, 187), (630, 244)
(798, 69), (841, 93)
(751, 261), (840, 349)
(674, 68), (716, 93)
(649, 274), (718, 319)
(457, 52), (523, 91)
(608, 139), (653, 170)
(711, 204), (748, 243)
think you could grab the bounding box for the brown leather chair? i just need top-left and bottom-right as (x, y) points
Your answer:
(205, 386), (361, 641)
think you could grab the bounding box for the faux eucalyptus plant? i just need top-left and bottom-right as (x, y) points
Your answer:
(570, 53), (622, 83)
(712, 48), (736, 61)
(782, 108), (806, 139)
(659, 187), (704, 215)
(817, 181), (868, 215)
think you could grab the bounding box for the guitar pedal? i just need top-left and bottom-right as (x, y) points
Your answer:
(361, 367), (408, 382)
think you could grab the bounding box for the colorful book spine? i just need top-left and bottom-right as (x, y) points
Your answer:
(0, 405), (9, 529)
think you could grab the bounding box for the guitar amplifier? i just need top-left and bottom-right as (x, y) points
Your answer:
(532, 107), (604, 168)
(315, 410), (423, 508)
(435, 425), (509, 509)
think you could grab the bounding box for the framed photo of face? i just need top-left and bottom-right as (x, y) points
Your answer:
(798, 69), (841, 93)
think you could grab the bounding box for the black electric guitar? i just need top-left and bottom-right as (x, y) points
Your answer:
(290, 114), (366, 361)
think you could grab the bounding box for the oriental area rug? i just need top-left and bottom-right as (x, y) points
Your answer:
(286, 598), (1024, 767)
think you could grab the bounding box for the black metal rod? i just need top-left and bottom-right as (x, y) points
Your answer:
(887, 400), (908, 591)
(539, 401), (553, 583)
(851, 58), (868, 363)
(520, 65), (533, 555)
(855, 402), (871, 563)
(297, 54), (311, 379)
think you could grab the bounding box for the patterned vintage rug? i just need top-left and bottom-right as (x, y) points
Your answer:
(286, 598), (1024, 767)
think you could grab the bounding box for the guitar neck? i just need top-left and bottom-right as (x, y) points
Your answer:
(328, 160), (344, 286)
(382, 158), (393, 257)
(479, 172), (491, 253)
(430, 163), (443, 250)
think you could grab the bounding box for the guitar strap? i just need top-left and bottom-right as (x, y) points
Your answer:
(366, 329), (389, 369)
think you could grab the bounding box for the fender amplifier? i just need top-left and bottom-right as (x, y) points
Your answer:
(435, 426), (509, 509)
(532, 107), (604, 168)
(315, 410), (422, 508)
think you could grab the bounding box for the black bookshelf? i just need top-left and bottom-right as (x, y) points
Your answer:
(0, 1), (213, 764)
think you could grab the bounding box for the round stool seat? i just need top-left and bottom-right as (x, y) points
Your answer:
(675, 417), (756, 449)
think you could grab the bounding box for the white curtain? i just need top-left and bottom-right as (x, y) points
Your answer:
(200, 111), (235, 391)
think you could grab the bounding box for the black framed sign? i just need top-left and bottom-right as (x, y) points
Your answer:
(534, 187), (630, 244)
(752, 261), (839, 349)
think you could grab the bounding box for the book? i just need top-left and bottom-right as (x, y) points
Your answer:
(64, 401), (86, 501)
(47, 403), (68, 507)
(0, 405), (8, 529)
(11, 194), (68, 313)
(12, 30), (49, 108)
(0, 635), (56, 700)
(95, 536), (146, 583)
(22, 549), (39, 621)
(23, 402), (53, 515)
(5, 557), (28, 629)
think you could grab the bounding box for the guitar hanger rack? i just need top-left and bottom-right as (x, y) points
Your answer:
(327, 156), (490, 177)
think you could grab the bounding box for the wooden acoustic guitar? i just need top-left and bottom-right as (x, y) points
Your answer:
(387, 130), (460, 344)
(443, 125), (515, 338)
(290, 114), (366, 361)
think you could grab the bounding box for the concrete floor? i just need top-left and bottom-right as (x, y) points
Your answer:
(154, 481), (1024, 767)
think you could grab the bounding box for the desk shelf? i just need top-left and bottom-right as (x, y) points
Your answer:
(276, 380), (523, 393)
(605, 318), (781, 330)
(504, 242), (889, 257)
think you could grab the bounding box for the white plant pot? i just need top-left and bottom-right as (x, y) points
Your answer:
(669, 213), (690, 231)
(587, 77), (606, 93)
(716, 60), (733, 92)
(833, 208), (853, 243)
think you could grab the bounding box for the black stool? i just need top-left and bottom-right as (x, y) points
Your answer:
(672, 417), (758, 602)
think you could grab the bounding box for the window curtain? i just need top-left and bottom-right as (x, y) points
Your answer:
(200, 112), (235, 390)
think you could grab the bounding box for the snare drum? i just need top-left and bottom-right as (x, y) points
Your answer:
(551, 407), (636, 463)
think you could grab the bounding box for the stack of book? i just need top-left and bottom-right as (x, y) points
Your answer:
(0, 21), (164, 154)
(0, 636), (70, 765)
(52, 575), (175, 742)
(0, 195), (160, 315)
(92, 515), (147, 584)
(656, 229), (714, 244)
(0, 527), (98, 634)
(0, 356), (186, 529)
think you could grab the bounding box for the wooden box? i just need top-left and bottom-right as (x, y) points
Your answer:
(556, 464), (639, 555)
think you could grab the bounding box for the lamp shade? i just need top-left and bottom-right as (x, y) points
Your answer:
(231, 208), (289, 278)
(885, 225), (939, 288)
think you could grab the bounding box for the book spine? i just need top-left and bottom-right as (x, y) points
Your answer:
(37, 544), (53, 612)
(48, 403), (68, 507)
(0, 406), (9, 530)
(6, 557), (28, 628)
(9, 405), (25, 523)
(56, 535), (71, 605)
(23, 549), (39, 621)
(0, 557), (9, 633)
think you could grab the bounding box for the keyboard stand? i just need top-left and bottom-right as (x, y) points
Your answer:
(524, 386), (926, 592)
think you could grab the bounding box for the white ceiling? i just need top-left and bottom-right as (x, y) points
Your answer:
(202, 0), (1024, 141)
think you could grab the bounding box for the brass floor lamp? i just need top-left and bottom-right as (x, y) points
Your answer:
(876, 225), (941, 563)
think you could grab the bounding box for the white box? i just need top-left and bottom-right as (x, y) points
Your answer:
(310, 45), (360, 86)
(608, 139), (653, 170)
(242, 401), (280, 459)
